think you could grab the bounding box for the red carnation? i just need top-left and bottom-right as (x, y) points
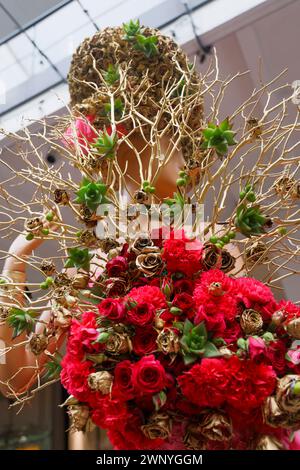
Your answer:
(106, 256), (128, 277)
(235, 277), (275, 314)
(172, 293), (194, 314)
(132, 355), (167, 394)
(132, 327), (157, 356)
(225, 356), (276, 411)
(126, 285), (167, 310)
(178, 358), (228, 408)
(98, 298), (126, 321)
(126, 302), (155, 326)
(162, 231), (203, 277)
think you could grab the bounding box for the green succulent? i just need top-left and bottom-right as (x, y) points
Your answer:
(75, 177), (108, 211)
(134, 34), (158, 58)
(65, 247), (93, 272)
(235, 204), (268, 237)
(123, 19), (141, 40)
(93, 130), (117, 159)
(104, 64), (120, 85)
(104, 98), (124, 119)
(7, 308), (39, 339)
(180, 319), (221, 365)
(201, 118), (237, 156)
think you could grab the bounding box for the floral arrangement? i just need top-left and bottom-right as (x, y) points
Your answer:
(0, 20), (300, 451)
(60, 230), (300, 450)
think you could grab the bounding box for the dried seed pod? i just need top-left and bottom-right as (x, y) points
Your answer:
(286, 318), (300, 339)
(72, 273), (90, 289)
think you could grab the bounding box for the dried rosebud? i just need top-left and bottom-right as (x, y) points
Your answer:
(105, 332), (131, 355)
(29, 333), (49, 355)
(141, 412), (172, 440)
(208, 282), (224, 296)
(99, 237), (119, 253)
(136, 247), (163, 277)
(134, 190), (149, 204)
(154, 316), (165, 330)
(107, 248), (122, 260)
(79, 205), (97, 227)
(271, 309), (286, 326)
(54, 189), (69, 205)
(198, 411), (232, 441)
(131, 235), (154, 254)
(78, 229), (98, 247)
(25, 217), (43, 234)
(67, 404), (94, 432)
(72, 273), (90, 289)
(54, 273), (72, 287)
(87, 371), (113, 394)
(245, 240), (268, 267)
(53, 306), (73, 329)
(276, 375), (300, 413)
(40, 260), (56, 276)
(255, 435), (284, 450)
(240, 309), (263, 335)
(157, 328), (180, 354)
(286, 318), (300, 339)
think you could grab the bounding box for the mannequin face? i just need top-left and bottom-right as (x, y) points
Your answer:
(116, 133), (186, 200)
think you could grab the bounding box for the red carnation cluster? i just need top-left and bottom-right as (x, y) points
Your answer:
(61, 232), (300, 450)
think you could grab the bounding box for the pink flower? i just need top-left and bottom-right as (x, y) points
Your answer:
(63, 115), (97, 154)
(248, 336), (266, 362)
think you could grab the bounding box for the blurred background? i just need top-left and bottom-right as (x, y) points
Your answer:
(0, 0), (299, 450)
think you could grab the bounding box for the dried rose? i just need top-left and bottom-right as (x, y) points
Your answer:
(29, 333), (49, 355)
(87, 371), (113, 394)
(53, 306), (73, 329)
(136, 247), (163, 277)
(141, 412), (172, 440)
(184, 423), (207, 450)
(99, 237), (119, 253)
(201, 243), (222, 270)
(79, 205), (97, 227)
(240, 309), (263, 335)
(67, 404), (94, 432)
(105, 277), (128, 297)
(131, 235), (154, 254)
(105, 332), (131, 355)
(255, 435), (284, 450)
(276, 375), (300, 413)
(199, 411), (232, 441)
(157, 328), (180, 354)
(40, 260), (56, 276)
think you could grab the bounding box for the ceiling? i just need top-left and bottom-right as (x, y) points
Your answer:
(0, 0), (70, 42)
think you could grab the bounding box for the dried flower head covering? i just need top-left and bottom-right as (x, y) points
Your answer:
(68, 23), (204, 163)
